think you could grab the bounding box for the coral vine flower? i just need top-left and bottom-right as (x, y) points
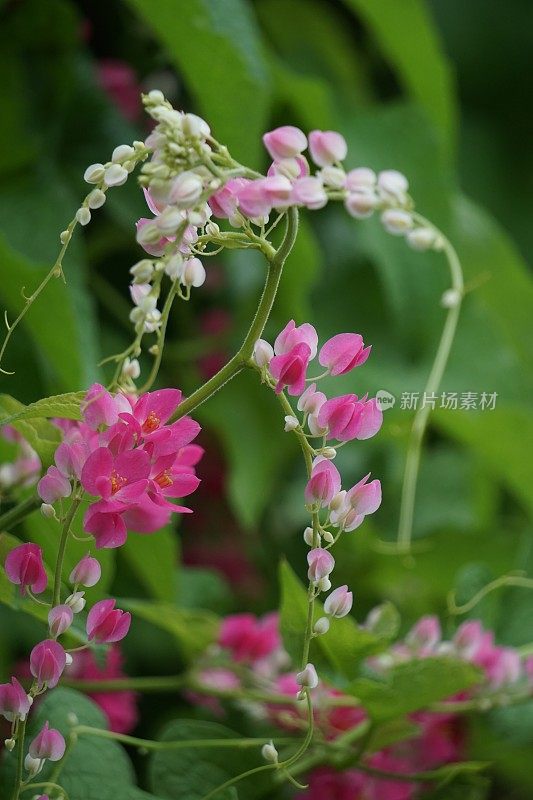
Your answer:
(87, 599), (131, 643)
(29, 721), (66, 762)
(37, 466), (72, 505)
(30, 640), (66, 688)
(269, 343), (311, 395)
(274, 320), (318, 359)
(81, 447), (150, 504)
(307, 548), (335, 582)
(318, 395), (383, 442)
(318, 333), (371, 376)
(219, 613), (280, 663)
(5, 543), (47, 595)
(0, 677), (31, 722)
(305, 458), (341, 507)
(263, 126), (307, 161)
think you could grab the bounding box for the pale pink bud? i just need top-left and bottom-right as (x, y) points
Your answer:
(262, 175), (293, 208)
(29, 722), (66, 762)
(181, 257), (206, 288)
(377, 169), (409, 201)
(319, 333), (371, 377)
(37, 466), (71, 504)
(320, 166), (346, 188)
(308, 130), (347, 167)
(324, 585), (353, 618)
(381, 209), (413, 235)
(30, 640), (66, 688)
(313, 617), (330, 635)
(86, 599), (131, 643)
(69, 555), (101, 588)
(267, 156), (309, 180)
(48, 605), (74, 638)
(406, 616), (441, 653)
(307, 548), (335, 582)
(407, 227), (436, 251)
(346, 168), (376, 191)
(297, 383), (326, 416)
(453, 620), (484, 660)
(296, 662), (319, 689)
(54, 442), (86, 480)
(305, 458), (341, 507)
(82, 383), (120, 429)
(0, 677), (31, 722)
(169, 171), (204, 208)
(274, 320), (318, 359)
(345, 190), (378, 219)
(263, 126), (307, 161)
(253, 339), (274, 368)
(5, 543), (47, 595)
(236, 179), (272, 218)
(291, 176), (327, 210)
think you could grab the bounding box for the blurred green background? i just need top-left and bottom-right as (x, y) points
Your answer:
(1, 0), (533, 795)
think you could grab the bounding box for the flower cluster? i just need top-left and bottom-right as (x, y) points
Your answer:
(191, 611), (533, 800)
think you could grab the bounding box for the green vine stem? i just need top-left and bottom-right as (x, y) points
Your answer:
(53, 492), (83, 607)
(170, 206), (299, 422)
(71, 726), (295, 751)
(394, 215), (464, 556)
(10, 718), (26, 800)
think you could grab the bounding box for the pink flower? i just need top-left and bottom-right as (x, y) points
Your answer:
(48, 605), (74, 638)
(297, 383), (326, 416)
(305, 458), (341, 507)
(82, 384), (123, 430)
(127, 388), (183, 437)
(308, 130), (348, 167)
(29, 721), (66, 761)
(318, 395), (383, 442)
(235, 179), (272, 218)
(307, 548), (335, 582)
(219, 613), (280, 663)
(453, 620), (485, 659)
(263, 126), (307, 161)
(0, 677), (31, 722)
(69, 555), (101, 588)
(269, 343), (311, 395)
(87, 599), (131, 643)
(209, 178), (248, 219)
(406, 616), (441, 655)
(5, 543), (47, 595)
(274, 320), (318, 359)
(66, 645), (138, 733)
(324, 585), (353, 618)
(302, 768), (364, 800)
(54, 441), (87, 480)
(319, 333), (371, 376)
(97, 59), (141, 122)
(267, 156), (310, 180)
(81, 447), (150, 504)
(83, 506), (127, 549)
(291, 176), (327, 209)
(262, 175), (293, 208)
(38, 465), (72, 504)
(343, 474), (382, 527)
(135, 217), (172, 257)
(30, 640), (66, 688)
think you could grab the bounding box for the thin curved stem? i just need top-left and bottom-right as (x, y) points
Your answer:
(72, 725), (295, 751)
(448, 573), (533, 616)
(396, 217), (464, 555)
(170, 207), (299, 422)
(53, 493), (82, 607)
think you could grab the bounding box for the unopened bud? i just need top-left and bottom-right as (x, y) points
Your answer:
(181, 257), (206, 288)
(322, 531), (334, 544)
(321, 447), (336, 459)
(60, 230), (70, 244)
(83, 163), (105, 184)
(406, 227), (435, 251)
(313, 617), (330, 635)
(303, 526), (314, 546)
(41, 503), (56, 519)
(4, 738), (15, 751)
(381, 209), (413, 235)
(296, 662), (319, 689)
(165, 253), (184, 281)
(87, 189), (106, 210)
(65, 591), (86, 614)
(112, 144), (135, 163)
(104, 163), (128, 188)
(261, 740), (278, 763)
(284, 415), (299, 432)
(75, 207), (91, 226)
(65, 653), (73, 667)
(253, 339), (274, 368)
(24, 754), (43, 777)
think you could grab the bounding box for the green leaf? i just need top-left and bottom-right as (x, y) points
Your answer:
(0, 390), (84, 426)
(120, 599), (219, 661)
(348, 657), (481, 721)
(342, 0), (457, 151)
(0, 394), (61, 467)
(126, 0), (271, 167)
(149, 719), (262, 799)
(122, 528), (178, 602)
(0, 687), (162, 799)
(279, 561), (394, 679)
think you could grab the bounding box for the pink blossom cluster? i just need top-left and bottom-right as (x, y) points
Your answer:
(191, 611), (531, 799)
(38, 383), (202, 549)
(254, 320), (382, 442)
(0, 425), (40, 492)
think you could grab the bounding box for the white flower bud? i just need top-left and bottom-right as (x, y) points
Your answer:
(76, 207), (91, 226)
(346, 167), (376, 191)
(104, 163), (128, 187)
(296, 662), (319, 689)
(303, 526), (314, 546)
(441, 288), (461, 308)
(205, 221), (220, 236)
(253, 339), (274, 368)
(320, 166), (346, 189)
(83, 163), (105, 184)
(188, 202), (212, 227)
(406, 227), (436, 251)
(138, 295), (158, 315)
(261, 740), (278, 764)
(156, 206), (184, 235)
(112, 144), (135, 163)
(122, 357), (141, 379)
(165, 253), (184, 281)
(317, 577), (332, 593)
(169, 171), (204, 209)
(65, 591), (86, 614)
(136, 221), (162, 246)
(381, 209), (413, 235)
(345, 191), (378, 219)
(377, 170), (409, 201)
(322, 531), (334, 544)
(40, 503), (56, 519)
(65, 653), (73, 667)
(4, 738), (15, 751)
(24, 754), (43, 777)
(284, 415), (299, 432)
(313, 617), (330, 635)
(181, 257), (206, 288)
(87, 189), (106, 209)
(321, 447), (337, 459)
(60, 230), (70, 244)
(182, 113), (210, 139)
(147, 89), (165, 104)
(130, 259), (154, 282)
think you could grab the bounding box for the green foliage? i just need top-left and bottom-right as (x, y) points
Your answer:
(148, 719), (261, 799)
(122, 528), (178, 602)
(0, 395), (61, 467)
(0, 391), (84, 426)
